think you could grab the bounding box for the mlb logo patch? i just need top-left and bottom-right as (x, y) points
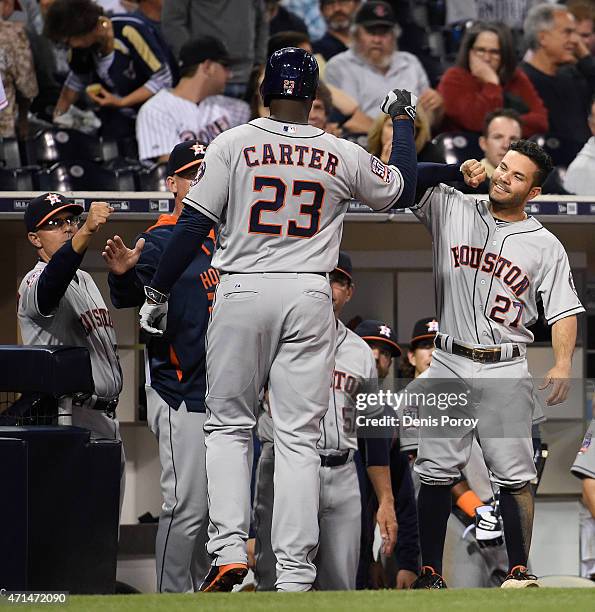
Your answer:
(283, 79), (295, 95)
(370, 156), (392, 184)
(578, 432), (592, 454)
(283, 125), (296, 134)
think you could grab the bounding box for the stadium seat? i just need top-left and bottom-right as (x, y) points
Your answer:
(37, 161), (135, 191)
(25, 129), (117, 165)
(432, 132), (483, 166)
(0, 137), (22, 168)
(528, 134), (579, 168)
(0, 167), (36, 190)
(137, 163), (169, 192)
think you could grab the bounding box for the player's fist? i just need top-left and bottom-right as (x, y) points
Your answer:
(461, 159), (487, 188)
(381, 89), (417, 121)
(84, 202), (114, 233)
(139, 286), (169, 336)
(474, 505), (503, 548)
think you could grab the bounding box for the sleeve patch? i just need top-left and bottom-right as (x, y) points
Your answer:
(370, 155), (393, 184)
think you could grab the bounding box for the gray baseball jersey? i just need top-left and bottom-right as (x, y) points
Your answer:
(412, 184), (585, 345)
(571, 418), (595, 479)
(18, 261), (122, 400)
(136, 91), (250, 160)
(183, 116), (404, 273)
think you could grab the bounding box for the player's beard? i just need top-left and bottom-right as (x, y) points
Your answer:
(328, 13), (351, 32)
(488, 176), (529, 210)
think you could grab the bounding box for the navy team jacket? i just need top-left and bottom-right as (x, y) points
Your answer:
(108, 215), (218, 412)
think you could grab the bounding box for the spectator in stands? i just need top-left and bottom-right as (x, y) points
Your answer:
(162, 0), (268, 100)
(0, 6), (38, 138)
(266, 0), (308, 34)
(438, 21), (548, 138)
(263, 29), (371, 134)
(521, 3), (595, 165)
(45, 0), (174, 142)
(308, 80), (334, 131)
(284, 0), (326, 41)
(564, 96), (595, 194)
(136, 37), (249, 162)
(134, 0), (162, 32)
(567, 0), (595, 55)
(313, 0), (360, 61)
(367, 107), (445, 164)
(325, 1), (443, 130)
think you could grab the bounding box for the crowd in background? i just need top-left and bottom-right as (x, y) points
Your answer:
(0, 0), (594, 194)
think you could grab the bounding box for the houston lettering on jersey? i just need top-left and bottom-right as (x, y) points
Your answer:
(243, 143), (339, 176)
(333, 369), (361, 397)
(79, 308), (114, 335)
(451, 244), (530, 297)
(199, 267), (220, 313)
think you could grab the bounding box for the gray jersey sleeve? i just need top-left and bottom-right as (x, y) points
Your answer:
(350, 144), (404, 211)
(18, 269), (54, 320)
(537, 242), (585, 325)
(410, 183), (465, 231)
(183, 139), (231, 222)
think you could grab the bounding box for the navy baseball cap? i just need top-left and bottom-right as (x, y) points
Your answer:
(410, 317), (439, 348)
(24, 192), (84, 232)
(179, 36), (231, 71)
(355, 319), (401, 356)
(333, 251), (353, 281)
(355, 1), (397, 28)
(166, 140), (208, 176)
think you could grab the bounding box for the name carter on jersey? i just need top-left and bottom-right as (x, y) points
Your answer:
(451, 244), (530, 297)
(243, 143), (339, 176)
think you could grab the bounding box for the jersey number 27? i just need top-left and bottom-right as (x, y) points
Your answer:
(248, 176), (324, 238)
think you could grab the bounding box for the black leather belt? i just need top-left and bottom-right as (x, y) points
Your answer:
(435, 335), (520, 363)
(74, 396), (118, 414)
(319, 450), (351, 467)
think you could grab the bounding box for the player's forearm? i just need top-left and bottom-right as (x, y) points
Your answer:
(367, 465), (395, 506)
(149, 206), (214, 295)
(37, 241), (84, 315)
(53, 85), (80, 118)
(108, 269), (144, 308)
(551, 315), (577, 368)
(417, 162), (462, 198)
(388, 118), (417, 209)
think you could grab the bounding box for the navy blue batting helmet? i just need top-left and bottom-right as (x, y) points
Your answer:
(260, 47), (319, 108)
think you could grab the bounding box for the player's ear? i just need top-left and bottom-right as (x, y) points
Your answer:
(407, 349), (416, 368)
(27, 232), (42, 249)
(166, 176), (177, 195)
(527, 185), (542, 201)
(346, 282), (354, 302)
(479, 136), (487, 153)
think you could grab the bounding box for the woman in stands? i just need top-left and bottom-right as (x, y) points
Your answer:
(437, 21), (548, 137)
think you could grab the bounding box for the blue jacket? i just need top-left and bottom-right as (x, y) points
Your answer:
(108, 215), (218, 412)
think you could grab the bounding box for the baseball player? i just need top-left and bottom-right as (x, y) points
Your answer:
(17, 194), (124, 492)
(103, 141), (214, 592)
(138, 47), (418, 592)
(571, 416), (595, 580)
(354, 320), (419, 590)
(398, 141), (585, 588)
(251, 253), (397, 591)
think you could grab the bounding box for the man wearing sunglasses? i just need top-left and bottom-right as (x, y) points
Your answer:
(17, 195), (124, 470)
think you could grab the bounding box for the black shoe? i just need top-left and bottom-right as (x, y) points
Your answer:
(199, 563), (248, 592)
(501, 565), (539, 588)
(410, 566), (447, 589)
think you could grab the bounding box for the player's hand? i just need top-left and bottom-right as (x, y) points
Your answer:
(246, 538), (256, 570)
(139, 286), (169, 335)
(540, 364), (571, 405)
(474, 505), (504, 548)
(381, 88), (417, 121)
(395, 569), (417, 589)
(461, 159), (487, 188)
(87, 85), (123, 108)
(469, 53), (500, 85)
(376, 500), (398, 555)
(102, 235), (145, 275)
(83, 202), (114, 233)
